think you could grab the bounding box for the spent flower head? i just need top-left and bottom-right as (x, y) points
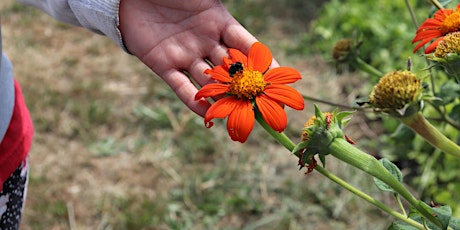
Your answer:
(332, 38), (362, 73)
(195, 42), (304, 143)
(412, 4), (460, 54)
(428, 31), (460, 79)
(369, 70), (423, 117)
(434, 31), (460, 58)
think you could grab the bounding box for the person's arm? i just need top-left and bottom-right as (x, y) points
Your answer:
(17, 0), (126, 50)
(19, 0), (259, 117)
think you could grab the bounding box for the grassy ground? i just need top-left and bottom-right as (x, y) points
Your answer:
(2, 1), (398, 229)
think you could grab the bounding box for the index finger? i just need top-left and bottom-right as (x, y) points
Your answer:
(160, 69), (211, 117)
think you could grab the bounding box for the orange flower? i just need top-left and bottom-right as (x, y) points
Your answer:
(412, 4), (460, 54)
(195, 42), (304, 143)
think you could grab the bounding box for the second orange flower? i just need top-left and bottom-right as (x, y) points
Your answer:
(195, 42), (304, 143)
(412, 4), (460, 54)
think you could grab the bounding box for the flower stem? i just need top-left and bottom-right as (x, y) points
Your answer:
(427, 101), (460, 131)
(255, 111), (296, 153)
(395, 194), (407, 217)
(400, 112), (460, 158)
(255, 113), (427, 229)
(405, 0), (419, 30)
(430, 0), (444, 9)
(314, 166), (424, 229)
(329, 138), (441, 227)
(352, 57), (384, 78)
(302, 94), (359, 110)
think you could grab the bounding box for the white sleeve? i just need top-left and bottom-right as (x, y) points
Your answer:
(18, 0), (128, 52)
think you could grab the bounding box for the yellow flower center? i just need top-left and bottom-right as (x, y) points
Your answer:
(435, 31), (460, 57)
(440, 11), (460, 34)
(369, 70), (421, 110)
(229, 68), (268, 100)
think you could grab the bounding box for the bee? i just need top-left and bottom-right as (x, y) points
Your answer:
(228, 62), (243, 77)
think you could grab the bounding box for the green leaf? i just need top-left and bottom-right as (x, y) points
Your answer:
(336, 110), (354, 126)
(319, 154), (326, 167)
(314, 104), (324, 119)
(449, 216), (460, 230)
(373, 158), (403, 193)
(390, 123), (415, 140)
(448, 104), (460, 123)
(432, 206), (452, 230)
(291, 140), (310, 156)
(388, 220), (420, 230)
(407, 204), (452, 230)
(434, 81), (460, 105)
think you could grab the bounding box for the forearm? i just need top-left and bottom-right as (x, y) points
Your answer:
(17, 0), (127, 51)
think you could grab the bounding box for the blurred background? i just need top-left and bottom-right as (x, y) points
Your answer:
(1, 0), (458, 229)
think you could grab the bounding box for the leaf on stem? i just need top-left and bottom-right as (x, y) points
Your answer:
(373, 158), (403, 193)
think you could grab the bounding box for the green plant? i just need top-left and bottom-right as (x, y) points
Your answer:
(296, 0), (429, 77)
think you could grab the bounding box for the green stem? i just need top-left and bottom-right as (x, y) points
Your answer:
(314, 166), (424, 229)
(430, 0), (444, 9)
(427, 101), (460, 131)
(395, 194), (407, 217)
(404, 0), (419, 30)
(400, 112), (460, 158)
(352, 57), (384, 78)
(255, 112), (296, 153)
(254, 113), (427, 229)
(302, 94), (360, 110)
(329, 138), (441, 227)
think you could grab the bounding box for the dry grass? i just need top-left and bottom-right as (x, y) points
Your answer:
(1, 1), (396, 229)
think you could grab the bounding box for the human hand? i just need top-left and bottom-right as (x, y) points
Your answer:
(119, 0), (259, 117)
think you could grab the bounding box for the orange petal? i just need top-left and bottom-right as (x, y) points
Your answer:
(413, 29), (441, 43)
(413, 37), (433, 53)
(248, 42), (272, 73)
(264, 67), (302, 84)
(255, 95), (287, 132)
(416, 19), (442, 33)
(264, 84), (305, 110)
(227, 100), (254, 143)
(195, 83), (230, 100)
(228, 48), (248, 66)
(223, 57), (233, 69)
(434, 9), (453, 21)
(204, 97), (238, 128)
(205, 66), (232, 83)
(425, 37), (444, 54)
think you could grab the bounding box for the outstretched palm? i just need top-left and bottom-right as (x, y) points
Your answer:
(119, 0), (257, 116)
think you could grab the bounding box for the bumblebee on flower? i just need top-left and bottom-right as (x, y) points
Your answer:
(195, 42), (305, 143)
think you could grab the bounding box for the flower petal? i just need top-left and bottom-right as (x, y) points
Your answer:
(204, 97), (237, 128)
(255, 95), (288, 132)
(228, 48), (248, 66)
(413, 37), (434, 53)
(264, 84), (305, 110)
(227, 100), (254, 143)
(195, 83), (230, 100)
(412, 29), (442, 43)
(205, 65), (232, 83)
(434, 9), (453, 21)
(425, 37), (444, 54)
(415, 19), (442, 33)
(248, 42), (272, 73)
(264, 67), (302, 84)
